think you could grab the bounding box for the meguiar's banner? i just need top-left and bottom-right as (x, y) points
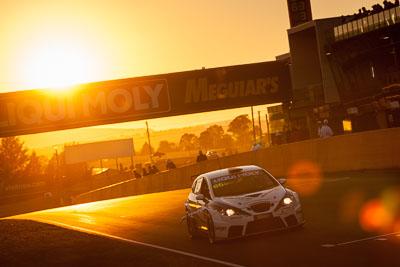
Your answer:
(0, 61), (291, 137)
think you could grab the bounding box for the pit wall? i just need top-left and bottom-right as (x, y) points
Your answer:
(75, 127), (400, 204)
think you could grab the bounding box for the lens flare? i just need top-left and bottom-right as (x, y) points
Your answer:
(381, 187), (400, 216)
(359, 199), (393, 232)
(358, 186), (400, 235)
(286, 160), (322, 196)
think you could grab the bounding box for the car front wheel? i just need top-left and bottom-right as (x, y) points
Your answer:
(206, 212), (216, 244)
(187, 215), (199, 239)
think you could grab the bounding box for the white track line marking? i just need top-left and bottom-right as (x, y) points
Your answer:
(325, 177), (351, 182)
(321, 231), (400, 248)
(32, 218), (245, 267)
(321, 244), (335, 248)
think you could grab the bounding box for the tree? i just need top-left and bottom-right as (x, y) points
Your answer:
(205, 125), (225, 148)
(0, 137), (29, 180)
(157, 140), (177, 153)
(23, 151), (46, 179)
(139, 142), (154, 155)
(220, 134), (235, 149)
(227, 114), (253, 149)
(198, 130), (212, 150)
(179, 133), (198, 151)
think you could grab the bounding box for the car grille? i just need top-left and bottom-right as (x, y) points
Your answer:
(249, 202), (271, 213)
(284, 215), (298, 227)
(245, 217), (285, 235)
(228, 225), (244, 238)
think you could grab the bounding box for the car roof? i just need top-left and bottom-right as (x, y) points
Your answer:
(200, 165), (263, 180)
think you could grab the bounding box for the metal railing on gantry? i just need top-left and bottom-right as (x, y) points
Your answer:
(334, 6), (400, 42)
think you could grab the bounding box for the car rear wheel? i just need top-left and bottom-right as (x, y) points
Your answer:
(187, 215), (199, 239)
(206, 212), (216, 244)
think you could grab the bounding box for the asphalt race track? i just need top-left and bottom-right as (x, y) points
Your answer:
(6, 170), (400, 267)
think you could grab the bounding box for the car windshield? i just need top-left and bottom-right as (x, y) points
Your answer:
(210, 170), (279, 197)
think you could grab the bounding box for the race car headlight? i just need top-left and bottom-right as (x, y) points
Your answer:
(274, 191), (296, 211)
(282, 196), (293, 206)
(283, 197), (293, 205)
(224, 208), (236, 216)
(209, 202), (250, 216)
(220, 207), (250, 216)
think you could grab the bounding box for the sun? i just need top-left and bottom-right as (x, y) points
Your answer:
(22, 40), (97, 91)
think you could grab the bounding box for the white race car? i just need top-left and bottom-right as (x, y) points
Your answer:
(183, 165), (305, 243)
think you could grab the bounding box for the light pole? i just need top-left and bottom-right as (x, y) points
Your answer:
(145, 121), (154, 163)
(53, 146), (61, 205)
(258, 111), (263, 146)
(251, 106), (256, 143)
(54, 146), (59, 173)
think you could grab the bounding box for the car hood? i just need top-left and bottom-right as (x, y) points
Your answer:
(214, 186), (286, 209)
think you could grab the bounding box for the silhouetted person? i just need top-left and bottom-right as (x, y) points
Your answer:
(372, 4), (384, 14)
(134, 169), (141, 178)
(152, 165), (160, 173)
(320, 119), (334, 138)
(362, 7), (369, 16)
(196, 150), (207, 162)
(166, 158), (176, 170)
(317, 121), (322, 138)
(251, 141), (261, 151)
(142, 167), (148, 176)
(383, 0), (394, 9)
(148, 165), (155, 174)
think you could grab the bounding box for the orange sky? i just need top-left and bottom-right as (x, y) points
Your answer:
(0, 0), (382, 145)
(1, 0), (381, 92)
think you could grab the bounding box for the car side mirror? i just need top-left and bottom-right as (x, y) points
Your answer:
(279, 178), (286, 185)
(196, 194), (204, 200)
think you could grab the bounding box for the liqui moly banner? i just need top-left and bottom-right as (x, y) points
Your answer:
(0, 61), (291, 137)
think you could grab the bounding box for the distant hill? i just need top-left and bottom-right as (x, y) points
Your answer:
(20, 119), (235, 158)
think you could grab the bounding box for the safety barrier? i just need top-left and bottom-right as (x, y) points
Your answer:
(75, 127), (400, 204)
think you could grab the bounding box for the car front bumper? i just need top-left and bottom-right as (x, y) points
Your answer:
(211, 202), (305, 240)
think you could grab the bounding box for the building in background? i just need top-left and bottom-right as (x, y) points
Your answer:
(328, 5), (400, 132)
(281, 1), (400, 138)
